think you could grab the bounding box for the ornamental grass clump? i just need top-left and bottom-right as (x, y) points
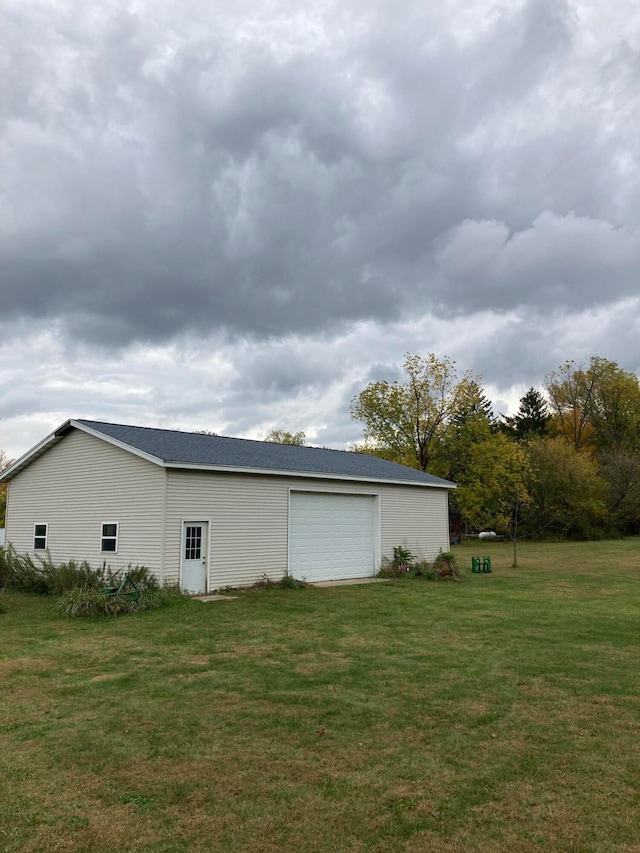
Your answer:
(1, 546), (108, 594)
(1, 546), (52, 594)
(0, 547), (10, 590)
(1, 546), (159, 597)
(136, 585), (186, 611)
(57, 589), (129, 618)
(58, 584), (186, 618)
(42, 555), (109, 595)
(0, 546), (181, 616)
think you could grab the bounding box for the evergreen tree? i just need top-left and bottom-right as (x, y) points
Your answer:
(450, 381), (496, 433)
(503, 388), (551, 441)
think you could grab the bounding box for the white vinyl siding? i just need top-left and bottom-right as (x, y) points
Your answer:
(5, 430), (165, 574)
(164, 470), (450, 589)
(164, 469), (289, 588)
(379, 483), (450, 559)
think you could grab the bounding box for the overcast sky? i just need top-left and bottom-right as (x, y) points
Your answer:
(2, 0), (640, 460)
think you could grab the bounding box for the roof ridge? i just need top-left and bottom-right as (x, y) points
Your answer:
(77, 419), (360, 456)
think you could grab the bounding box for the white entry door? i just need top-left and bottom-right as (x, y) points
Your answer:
(181, 522), (208, 594)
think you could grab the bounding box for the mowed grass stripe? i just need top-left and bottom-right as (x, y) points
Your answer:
(1, 539), (639, 852)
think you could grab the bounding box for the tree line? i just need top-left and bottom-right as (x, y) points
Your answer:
(349, 353), (640, 551)
(3, 355), (638, 546)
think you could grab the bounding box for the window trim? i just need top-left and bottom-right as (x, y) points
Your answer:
(33, 522), (48, 551)
(100, 521), (119, 553)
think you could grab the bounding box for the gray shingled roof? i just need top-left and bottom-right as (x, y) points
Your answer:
(76, 420), (455, 488)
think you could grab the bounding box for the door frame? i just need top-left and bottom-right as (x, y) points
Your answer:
(179, 519), (210, 594)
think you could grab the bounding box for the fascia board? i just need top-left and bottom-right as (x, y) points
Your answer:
(0, 419), (164, 482)
(0, 420), (76, 482)
(163, 460), (456, 489)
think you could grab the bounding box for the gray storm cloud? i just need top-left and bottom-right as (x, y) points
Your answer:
(433, 213), (640, 313)
(2, 0), (640, 459)
(2, 0), (638, 347)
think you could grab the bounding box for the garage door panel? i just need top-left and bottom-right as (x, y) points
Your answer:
(289, 492), (376, 582)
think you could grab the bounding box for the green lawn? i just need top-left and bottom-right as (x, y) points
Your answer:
(1, 540), (639, 852)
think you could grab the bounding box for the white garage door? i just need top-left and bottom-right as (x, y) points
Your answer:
(289, 491), (376, 582)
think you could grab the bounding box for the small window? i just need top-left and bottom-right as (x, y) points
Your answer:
(34, 523), (48, 550)
(184, 525), (202, 560)
(101, 522), (118, 552)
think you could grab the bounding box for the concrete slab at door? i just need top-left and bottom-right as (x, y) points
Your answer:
(181, 521), (208, 594)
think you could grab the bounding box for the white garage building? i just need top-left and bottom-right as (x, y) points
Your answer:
(1, 420), (455, 592)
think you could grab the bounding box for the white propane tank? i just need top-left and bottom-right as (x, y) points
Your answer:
(478, 531), (498, 540)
